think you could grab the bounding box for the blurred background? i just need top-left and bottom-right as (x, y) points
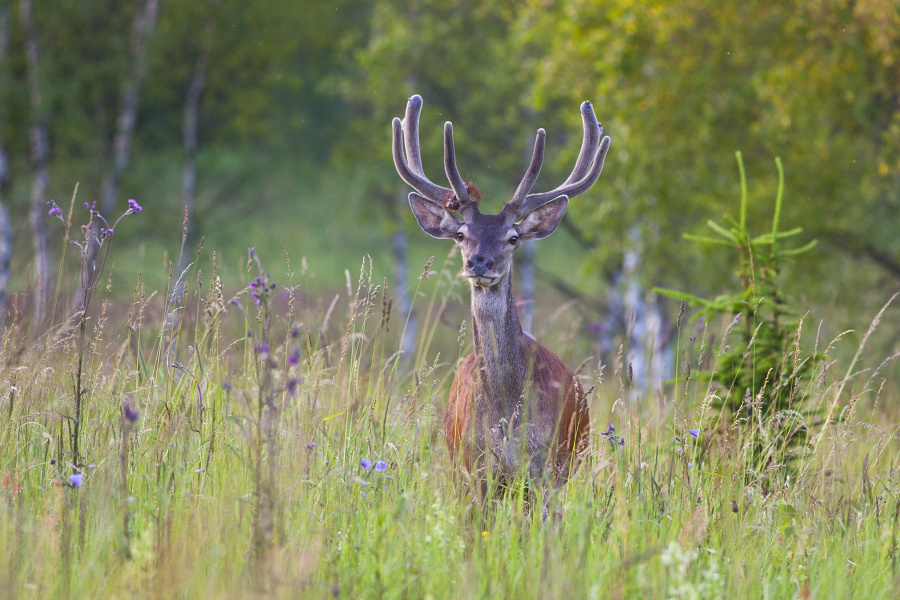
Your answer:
(0, 0), (898, 384)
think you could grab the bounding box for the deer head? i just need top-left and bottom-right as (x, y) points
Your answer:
(392, 95), (611, 289)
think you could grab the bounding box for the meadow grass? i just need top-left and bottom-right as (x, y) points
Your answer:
(1, 237), (899, 600)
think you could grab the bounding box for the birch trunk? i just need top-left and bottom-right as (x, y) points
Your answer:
(174, 19), (214, 303)
(20, 0), (52, 328)
(100, 0), (159, 217)
(0, 7), (11, 318)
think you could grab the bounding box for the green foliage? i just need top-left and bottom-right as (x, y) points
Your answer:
(0, 243), (898, 598)
(659, 153), (822, 466)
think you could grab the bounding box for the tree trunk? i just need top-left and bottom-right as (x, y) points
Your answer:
(393, 188), (416, 363)
(101, 0), (159, 218)
(78, 0), (158, 308)
(519, 240), (536, 332)
(0, 6), (12, 319)
(174, 18), (214, 302)
(517, 124), (538, 332)
(619, 227), (670, 397)
(20, 0), (52, 328)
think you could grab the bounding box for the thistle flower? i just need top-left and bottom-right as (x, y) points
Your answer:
(600, 422), (624, 447)
(127, 198), (142, 213)
(123, 400), (139, 422)
(374, 460), (387, 473)
(360, 459), (373, 470)
(69, 473), (84, 488)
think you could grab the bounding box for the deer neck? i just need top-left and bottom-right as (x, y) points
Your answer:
(469, 274), (528, 413)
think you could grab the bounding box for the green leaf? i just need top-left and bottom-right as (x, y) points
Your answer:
(779, 240), (818, 256)
(682, 234), (733, 247)
(653, 287), (714, 308)
(704, 220), (739, 243)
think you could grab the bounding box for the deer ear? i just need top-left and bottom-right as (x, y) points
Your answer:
(515, 195), (568, 241)
(408, 193), (462, 239)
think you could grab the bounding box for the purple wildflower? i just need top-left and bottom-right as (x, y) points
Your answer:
(127, 198), (142, 213)
(600, 422), (624, 448)
(256, 344), (270, 355)
(688, 428), (700, 438)
(48, 206), (62, 217)
(289, 346), (300, 365)
(123, 400), (139, 422)
(248, 247), (255, 256)
(105, 227), (114, 236)
(360, 459), (373, 470)
(69, 473), (84, 488)
(306, 442), (316, 450)
(286, 378), (299, 397)
(374, 460), (387, 473)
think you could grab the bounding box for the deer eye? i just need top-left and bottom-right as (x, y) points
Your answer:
(509, 235), (518, 245)
(456, 232), (465, 242)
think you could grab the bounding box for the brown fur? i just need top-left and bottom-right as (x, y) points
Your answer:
(444, 339), (590, 486)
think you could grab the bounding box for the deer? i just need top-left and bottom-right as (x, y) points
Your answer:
(391, 95), (611, 492)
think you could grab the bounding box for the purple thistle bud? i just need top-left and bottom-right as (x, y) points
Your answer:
(248, 247), (255, 255)
(127, 198), (142, 213)
(289, 346), (300, 365)
(285, 378), (299, 397)
(306, 442), (316, 450)
(256, 344), (270, 355)
(688, 428), (700, 438)
(48, 206), (62, 217)
(250, 291), (259, 298)
(222, 381), (232, 392)
(69, 473), (84, 488)
(360, 459), (373, 470)
(123, 400), (139, 422)
(84, 201), (90, 209)
(374, 460), (387, 473)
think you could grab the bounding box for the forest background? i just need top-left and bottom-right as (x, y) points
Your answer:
(0, 0), (898, 381)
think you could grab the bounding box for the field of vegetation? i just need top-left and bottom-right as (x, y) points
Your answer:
(1, 1), (899, 598)
(1, 195), (898, 598)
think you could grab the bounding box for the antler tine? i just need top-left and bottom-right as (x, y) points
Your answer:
(443, 121), (474, 214)
(563, 101), (603, 185)
(505, 128), (546, 211)
(402, 94), (426, 175)
(510, 102), (611, 218)
(392, 115), (452, 204)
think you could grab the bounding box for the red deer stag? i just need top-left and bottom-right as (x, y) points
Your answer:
(391, 95), (611, 488)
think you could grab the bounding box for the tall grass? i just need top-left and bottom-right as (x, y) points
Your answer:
(1, 237), (899, 599)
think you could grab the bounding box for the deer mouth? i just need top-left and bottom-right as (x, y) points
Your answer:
(465, 274), (500, 287)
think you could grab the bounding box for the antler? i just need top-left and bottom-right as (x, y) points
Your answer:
(392, 95), (476, 216)
(503, 101), (611, 220)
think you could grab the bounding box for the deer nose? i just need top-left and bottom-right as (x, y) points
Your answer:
(466, 255), (494, 276)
